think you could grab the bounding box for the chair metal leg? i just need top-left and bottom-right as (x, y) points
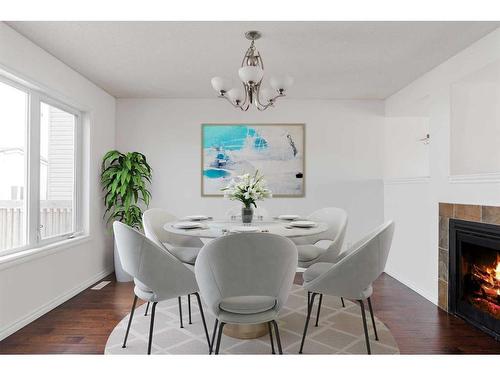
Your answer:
(144, 302), (150, 316)
(188, 294), (192, 324)
(122, 294), (138, 348)
(147, 302), (158, 355)
(367, 297), (379, 341)
(215, 322), (225, 354)
(268, 321), (275, 354)
(271, 320), (283, 354)
(315, 294), (323, 327)
(358, 300), (371, 354)
(209, 319), (218, 354)
(194, 292), (211, 352)
(299, 292), (317, 354)
(341, 297), (345, 308)
(178, 296), (184, 328)
(307, 291), (311, 304)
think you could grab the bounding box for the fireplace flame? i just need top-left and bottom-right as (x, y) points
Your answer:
(496, 259), (500, 295)
(469, 254), (500, 318)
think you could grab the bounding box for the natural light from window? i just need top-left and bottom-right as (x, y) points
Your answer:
(0, 76), (81, 255)
(40, 102), (75, 239)
(0, 81), (27, 251)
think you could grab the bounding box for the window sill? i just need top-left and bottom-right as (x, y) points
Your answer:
(0, 235), (92, 270)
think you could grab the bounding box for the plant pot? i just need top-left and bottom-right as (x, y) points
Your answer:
(114, 240), (133, 282)
(242, 206), (254, 224)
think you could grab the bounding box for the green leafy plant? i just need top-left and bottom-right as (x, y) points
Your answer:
(101, 150), (152, 229)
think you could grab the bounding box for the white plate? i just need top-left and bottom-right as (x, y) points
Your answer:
(278, 214), (300, 220)
(184, 215), (210, 221)
(289, 220), (317, 228)
(230, 226), (260, 233)
(173, 222), (203, 229)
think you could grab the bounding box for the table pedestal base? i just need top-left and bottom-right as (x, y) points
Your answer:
(223, 322), (268, 339)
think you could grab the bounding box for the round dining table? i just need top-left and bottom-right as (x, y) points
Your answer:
(162, 218), (329, 340)
(163, 219), (328, 239)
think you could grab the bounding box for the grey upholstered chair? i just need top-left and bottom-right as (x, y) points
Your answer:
(143, 208), (204, 264)
(195, 233), (298, 354)
(292, 207), (348, 268)
(113, 221), (210, 354)
(142, 208), (205, 324)
(298, 221), (395, 354)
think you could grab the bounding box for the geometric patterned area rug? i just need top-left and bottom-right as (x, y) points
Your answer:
(105, 284), (400, 355)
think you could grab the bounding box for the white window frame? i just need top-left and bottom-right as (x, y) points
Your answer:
(0, 73), (84, 257)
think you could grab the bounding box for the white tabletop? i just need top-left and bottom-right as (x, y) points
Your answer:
(163, 219), (328, 239)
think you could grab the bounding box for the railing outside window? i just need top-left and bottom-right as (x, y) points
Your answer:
(0, 201), (73, 251)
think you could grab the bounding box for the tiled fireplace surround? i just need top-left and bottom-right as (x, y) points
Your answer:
(438, 203), (500, 311)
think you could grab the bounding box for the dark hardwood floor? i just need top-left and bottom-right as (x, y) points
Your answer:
(1, 272), (499, 354)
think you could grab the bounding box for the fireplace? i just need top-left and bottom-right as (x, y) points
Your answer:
(449, 219), (500, 340)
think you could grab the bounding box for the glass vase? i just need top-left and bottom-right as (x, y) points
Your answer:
(241, 206), (254, 224)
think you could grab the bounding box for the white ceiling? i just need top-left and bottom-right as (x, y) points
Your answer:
(6, 21), (500, 99)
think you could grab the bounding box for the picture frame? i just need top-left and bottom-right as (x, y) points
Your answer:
(201, 123), (305, 197)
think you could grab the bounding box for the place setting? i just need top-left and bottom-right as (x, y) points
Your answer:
(274, 214), (302, 221)
(169, 214), (214, 231)
(283, 220), (318, 230)
(171, 221), (209, 231)
(180, 214), (213, 221)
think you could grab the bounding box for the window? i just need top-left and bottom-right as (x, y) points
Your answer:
(0, 80), (28, 251)
(0, 75), (82, 255)
(40, 102), (76, 239)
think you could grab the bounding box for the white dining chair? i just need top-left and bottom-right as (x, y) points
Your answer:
(298, 221), (395, 354)
(195, 233), (298, 354)
(143, 208), (205, 324)
(292, 207), (348, 268)
(113, 221), (211, 354)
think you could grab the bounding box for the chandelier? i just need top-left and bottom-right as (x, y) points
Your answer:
(211, 31), (293, 111)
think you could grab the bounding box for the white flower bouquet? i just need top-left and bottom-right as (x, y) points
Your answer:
(221, 170), (272, 209)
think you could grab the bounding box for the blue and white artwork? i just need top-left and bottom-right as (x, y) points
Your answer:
(202, 124), (305, 196)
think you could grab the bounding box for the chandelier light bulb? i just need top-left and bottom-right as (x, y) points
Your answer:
(259, 87), (275, 103)
(238, 66), (264, 85)
(227, 88), (245, 104)
(270, 75), (294, 92)
(211, 76), (231, 94)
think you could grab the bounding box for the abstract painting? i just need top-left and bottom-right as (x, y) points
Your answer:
(201, 123), (305, 196)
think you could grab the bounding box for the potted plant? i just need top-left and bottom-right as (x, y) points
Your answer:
(221, 171), (272, 223)
(101, 150), (152, 281)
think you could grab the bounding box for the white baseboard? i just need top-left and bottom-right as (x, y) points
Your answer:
(0, 267), (113, 341)
(384, 270), (437, 306)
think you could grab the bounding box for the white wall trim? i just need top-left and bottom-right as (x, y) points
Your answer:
(0, 62), (93, 112)
(448, 172), (500, 184)
(384, 269), (437, 306)
(0, 267), (113, 341)
(383, 176), (431, 185)
(0, 235), (92, 270)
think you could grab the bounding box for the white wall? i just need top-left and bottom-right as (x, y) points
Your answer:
(0, 23), (115, 339)
(384, 27), (500, 304)
(384, 117), (430, 180)
(116, 99), (385, 246)
(450, 61), (500, 176)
